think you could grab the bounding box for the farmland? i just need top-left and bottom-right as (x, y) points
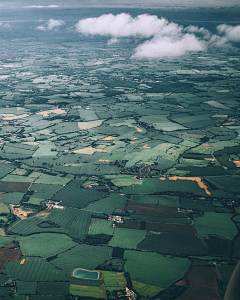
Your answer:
(0, 5), (239, 299)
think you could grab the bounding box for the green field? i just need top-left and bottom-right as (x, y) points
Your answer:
(124, 250), (191, 287)
(102, 271), (126, 291)
(194, 212), (237, 240)
(18, 233), (78, 257)
(108, 228), (147, 249)
(89, 219), (114, 236)
(132, 281), (165, 297)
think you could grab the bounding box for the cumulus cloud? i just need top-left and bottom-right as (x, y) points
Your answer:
(75, 13), (240, 59)
(36, 18), (65, 31)
(217, 24), (240, 42)
(26, 5), (59, 8)
(0, 22), (11, 29)
(133, 34), (205, 59)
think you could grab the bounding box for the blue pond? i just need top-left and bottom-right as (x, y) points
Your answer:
(73, 268), (99, 280)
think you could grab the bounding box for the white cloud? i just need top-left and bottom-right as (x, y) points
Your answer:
(26, 5), (59, 8)
(76, 13), (179, 38)
(75, 13), (240, 59)
(36, 18), (65, 31)
(132, 34), (205, 58)
(0, 22), (11, 29)
(217, 24), (240, 42)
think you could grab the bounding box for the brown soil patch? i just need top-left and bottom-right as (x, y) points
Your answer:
(0, 181), (31, 193)
(98, 159), (111, 162)
(137, 144), (151, 149)
(3, 243), (15, 249)
(102, 136), (116, 141)
(175, 280), (187, 287)
(10, 205), (33, 220)
(126, 201), (186, 218)
(176, 260), (222, 300)
(0, 248), (20, 272)
(202, 143), (214, 147)
(159, 176), (211, 195)
(20, 259), (25, 265)
(233, 161), (240, 168)
(146, 222), (196, 235)
(116, 219), (140, 229)
(135, 127), (143, 132)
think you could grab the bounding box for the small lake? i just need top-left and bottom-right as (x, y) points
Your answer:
(73, 268), (99, 280)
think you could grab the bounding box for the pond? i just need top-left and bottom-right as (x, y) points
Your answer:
(73, 268), (99, 280)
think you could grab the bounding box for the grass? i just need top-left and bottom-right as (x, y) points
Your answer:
(105, 175), (143, 187)
(132, 281), (165, 297)
(0, 203), (10, 214)
(89, 219), (114, 236)
(34, 174), (71, 186)
(102, 271), (126, 291)
(193, 212), (237, 240)
(108, 228), (146, 249)
(124, 250), (191, 287)
(18, 233), (78, 257)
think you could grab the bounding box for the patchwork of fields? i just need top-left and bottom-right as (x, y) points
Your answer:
(0, 6), (239, 300)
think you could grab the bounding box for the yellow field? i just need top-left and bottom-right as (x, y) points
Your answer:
(78, 120), (103, 130)
(132, 281), (165, 297)
(69, 284), (107, 299)
(102, 271), (126, 291)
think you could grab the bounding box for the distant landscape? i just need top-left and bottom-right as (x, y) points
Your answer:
(0, 2), (240, 300)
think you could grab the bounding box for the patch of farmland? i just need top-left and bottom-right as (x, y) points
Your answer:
(193, 212), (237, 240)
(0, 163), (15, 179)
(108, 228), (146, 249)
(138, 233), (206, 256)
(180, 198), (215, 212)
(205, 236), (231, 257)
(78, 120), (104, 130)
(131, 195), (179, 207)
(51, 180), (105, 208)
(32, 141), (58, 157)
(16, 281), (37, 294)
(0, 192), (25, 205)
(51, 244), (111, 277)
(132, 281), (165, 297)
(69, 284), (106, 299)
(104, 175), (144, 186)
(0, 181), (31, 193)
(102, 271), (126, 291)
(18, 233), (78, 258)
(176, 260), (222, 300)
(146, 222), (196, 235)
(0, 203), (10, 214)
(116, 219), (140, 229)
(30, 295), (66, 300)
(89, 219), (114, 236)
(126, 201), (186, 218)
(0, 237), (15, 248)
(1, 174), (35, 183)
(3, 257), (67, 281)
(37, 282), (70, 295)
(34, 174), (71, 186)
(8, 217), (68, 236)
(29, 183), (64, 199)
(124, 250), (191, 287)
(83, 193), (127, 214)
(48, 209), (91, 240)
(0, 248), (20, 272)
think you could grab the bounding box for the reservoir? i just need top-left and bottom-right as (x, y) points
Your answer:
(73, 268), (99, 280)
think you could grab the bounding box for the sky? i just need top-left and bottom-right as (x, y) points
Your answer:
(1, 0), (240, 8)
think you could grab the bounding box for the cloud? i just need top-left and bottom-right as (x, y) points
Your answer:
(0, 22), (11, 29)
(75, 13), (240, 58)
(26, 5), (59, 8)
(132, 34), (205, 59)
(217, 24), (240, 42)
(36, 18), (65, 31)
(76, 13), (180, 38)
